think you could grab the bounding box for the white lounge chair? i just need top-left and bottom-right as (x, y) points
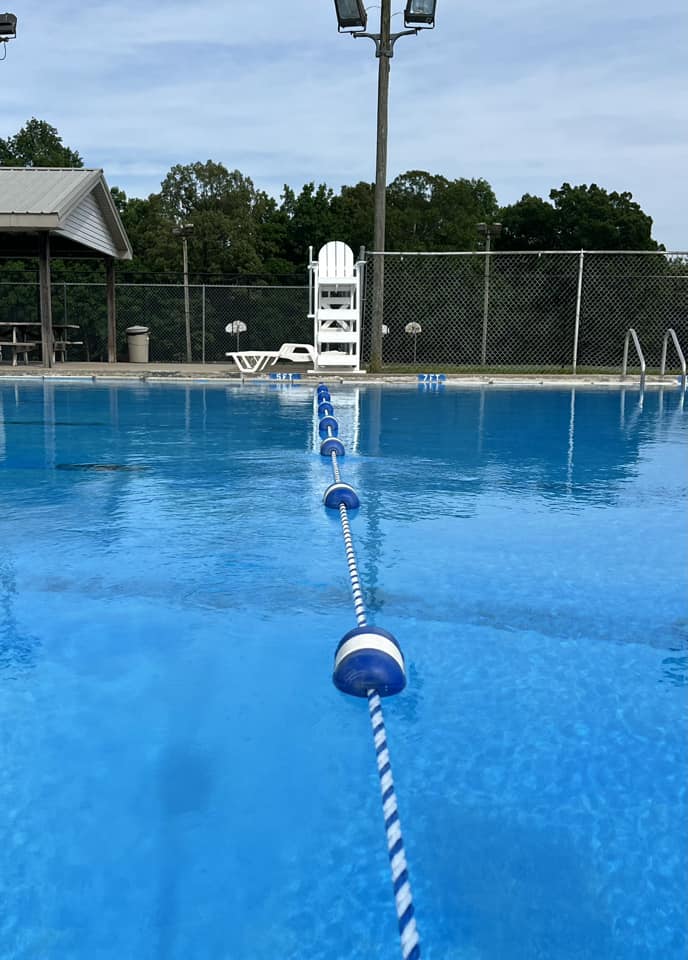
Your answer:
(226, 341), (316, 374)
(226, 350), (278, 373)
(276, 343), (317, 364)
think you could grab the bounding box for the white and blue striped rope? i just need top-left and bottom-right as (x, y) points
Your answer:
(337, 499), (367, 629)
(369, 692), (421, 960)
(325, 415), (421, 960)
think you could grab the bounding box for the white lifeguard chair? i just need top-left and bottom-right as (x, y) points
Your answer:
(308, 241), (364, 372)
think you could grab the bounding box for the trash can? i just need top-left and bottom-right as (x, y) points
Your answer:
(126, 326), (150, 363)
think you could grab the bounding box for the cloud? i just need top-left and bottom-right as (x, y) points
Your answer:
(3, 0), (687, 248)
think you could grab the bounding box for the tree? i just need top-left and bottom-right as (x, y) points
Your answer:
(159, 161), (272, 276)
(499, 194), (558, 250)
(500, 183), (658, 251)
(113, 191), (179, 279)
(386, 171), (499, 250)
(0, 118), (83, 167)
(279, 182), (337, 266)
(330, 181), (375, 252)
(549, 182), (658, 250)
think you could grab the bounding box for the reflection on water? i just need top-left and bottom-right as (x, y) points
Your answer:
(356, 384), (686, 510)
(2, 381), (680, 506)
(347, 385), (687, 669)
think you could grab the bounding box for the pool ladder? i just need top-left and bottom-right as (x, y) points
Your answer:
(621, 328), (646, 392)
(622, 327), (687, 394)
(660, 328), (687, 392)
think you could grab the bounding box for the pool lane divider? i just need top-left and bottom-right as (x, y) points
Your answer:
(316, 383), (421, 960)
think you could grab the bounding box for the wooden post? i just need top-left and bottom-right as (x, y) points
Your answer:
(106, 256), (117, 363)
(38, 233), (53, 368)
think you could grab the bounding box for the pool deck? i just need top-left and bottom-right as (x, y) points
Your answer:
(0, 361), (682, 389)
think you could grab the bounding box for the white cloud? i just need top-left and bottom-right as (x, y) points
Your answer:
(3, 0), (687, 247)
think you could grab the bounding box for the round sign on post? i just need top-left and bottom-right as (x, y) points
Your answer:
(225, 320), (248, 351)
(404, 322), (422, 363)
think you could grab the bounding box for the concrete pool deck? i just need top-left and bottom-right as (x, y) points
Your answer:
(0, 361), (682, 389)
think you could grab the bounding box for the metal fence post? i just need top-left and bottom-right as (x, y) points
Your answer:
(480, 242), (492, 366)
(201, 283), (206, 364)
(572, 249), (585, 374)
(181, 236), (192, 362)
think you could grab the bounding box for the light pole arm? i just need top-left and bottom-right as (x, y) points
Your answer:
(353, 28), (418, 57)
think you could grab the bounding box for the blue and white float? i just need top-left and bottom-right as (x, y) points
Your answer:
(333, 625), (406, 698)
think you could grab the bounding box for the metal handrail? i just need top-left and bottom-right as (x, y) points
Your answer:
(660, 328), (687, 391)
(621, 328), (646, 391)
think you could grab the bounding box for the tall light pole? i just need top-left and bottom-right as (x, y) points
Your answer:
(334, 1), (437, 372)
(173, 223), (194, 363)
(477, 221), (501, 366)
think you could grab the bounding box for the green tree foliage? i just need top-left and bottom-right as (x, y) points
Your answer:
(499, 194), (558, 249)
(0, 118), (83, 167)
(280, 182), (337, 265)
(549, 183), (657, 250)
(159, 161), (274, 276)
(386, 172), (499, 250)
(500, 183), (658, 251)
(0, 118), (663, 292)
(114, 190), (179, 279)
(330, 181), (375, 251)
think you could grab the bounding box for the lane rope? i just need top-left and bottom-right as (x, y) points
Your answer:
(316, 383), (421, 960)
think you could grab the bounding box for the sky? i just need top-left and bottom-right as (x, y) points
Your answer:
(2, 1), (687, 249)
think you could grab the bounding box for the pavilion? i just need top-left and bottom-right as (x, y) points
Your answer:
(0, 167), (132, 366)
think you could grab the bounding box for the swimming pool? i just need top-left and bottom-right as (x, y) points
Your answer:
(0, 380), (685, 960)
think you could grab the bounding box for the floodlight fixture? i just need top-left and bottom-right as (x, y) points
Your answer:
(0, 12), (17, 38)
(404, 0), (436, 28)
(478, 222), (502, 238)
(334, 0), (367, 31)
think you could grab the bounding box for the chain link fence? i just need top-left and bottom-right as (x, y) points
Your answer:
(364, 251), (688, 371)
(0, 280), (310, 364)
(1, 252), (686, 370)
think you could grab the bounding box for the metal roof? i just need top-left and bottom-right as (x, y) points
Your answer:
(0, 167), (132, 259)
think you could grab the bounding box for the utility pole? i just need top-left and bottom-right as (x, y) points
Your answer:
(173, 223), (194, 363)
(370, 0), (392, 373)
(333, 1), (437, 372)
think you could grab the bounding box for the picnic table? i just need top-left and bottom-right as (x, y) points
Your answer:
(0, 322), (83, 365)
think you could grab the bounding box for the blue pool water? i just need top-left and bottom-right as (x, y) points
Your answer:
(0, 380), (686, 960)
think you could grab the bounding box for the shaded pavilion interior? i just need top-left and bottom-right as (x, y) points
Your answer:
(0, 167), (132, 366)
